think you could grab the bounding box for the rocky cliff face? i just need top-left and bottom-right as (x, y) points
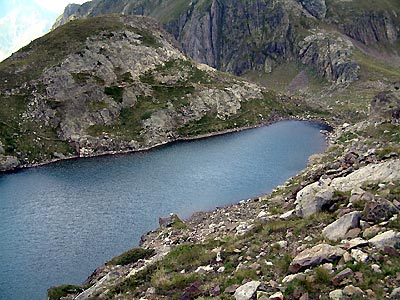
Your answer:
(53, 0), (400, 83)
(0, 14), (295, 172)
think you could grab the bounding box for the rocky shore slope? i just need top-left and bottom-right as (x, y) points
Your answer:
(49, 83), (400, 299)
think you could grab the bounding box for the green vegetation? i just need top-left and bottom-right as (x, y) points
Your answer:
(48, 284), (83, 300)
(105, 86), (124, 103)
(106, 247), (155, 266)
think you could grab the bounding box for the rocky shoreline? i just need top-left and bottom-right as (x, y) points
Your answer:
(49, 109), (400, 299)
(0, 115), (331, 174)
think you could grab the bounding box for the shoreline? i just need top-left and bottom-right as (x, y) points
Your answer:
(3, 116), (333, 174)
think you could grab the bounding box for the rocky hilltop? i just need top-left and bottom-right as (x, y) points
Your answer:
(0, 14), (304, 172)
(54, 0), (400, 83)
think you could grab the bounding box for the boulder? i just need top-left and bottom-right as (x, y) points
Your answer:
(330, 159), (400, 191)
(289, 244), (345, 273)
(363, 199), (399, 223)
(322, 211), (362, 241)
(0, 155), (20, 172)
(234, 281), (260, 300)
(369, 230), (400, 249)
(296, 180), (334, 217)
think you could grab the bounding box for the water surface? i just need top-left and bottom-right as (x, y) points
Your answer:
(0, 121), (327, 300)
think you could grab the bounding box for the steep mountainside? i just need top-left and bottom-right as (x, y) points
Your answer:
(0, 14), (305, 172)
(54, 0), (400, 82)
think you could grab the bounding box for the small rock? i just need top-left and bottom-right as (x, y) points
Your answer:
(195, 265), (213, 273)
(258, 211), (268, 219)
(331, 268), (354, 286)
(274, 240), (288, 248)
(225, 284), (239, 294)
(210, 285), (221, 296)
(322, 211), (362, 241)
(369, 230), (400, 248)
(342, 251), (352, 263)
(363, 225), (381, 239)
(391, 287), (400, 298)
(321, 263), (333, 272)
(304, 236), (313, 242)
(351, 249), (368, 263)
(217, 266), (225, 273)
(280, 209), (296, 220)
(343, 285), (364, 296)
(342, 237), (368, 250)
(257, 291), (269, 300)
(345, 228), (361, 239)
(371, 264), (382, 273)
(234, 281), (261, 300)
(329, 289), (343, 300)
(269, 291), (283, 300)
(282, 273), (306, 283)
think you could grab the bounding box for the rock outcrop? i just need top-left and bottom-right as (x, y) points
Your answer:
(51, 0), (400, 83)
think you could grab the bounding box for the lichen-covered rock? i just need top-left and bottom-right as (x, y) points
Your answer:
(363, 199), (399, 223)
(322, 211), (362, 241)
(289, 244), (345, 273)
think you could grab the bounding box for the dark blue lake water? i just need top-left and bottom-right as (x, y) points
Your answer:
(0, 120), (327, 300)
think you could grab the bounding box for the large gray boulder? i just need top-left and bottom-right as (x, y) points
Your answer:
(289, 244), (345, 273)
(296, 179), (334, 218)
(369, 230), (400, 249)
(296, 160), (400, 217)
(234, 280), (260, 300)
(322, 211), (362, 241)
(330, 159), (400, 191)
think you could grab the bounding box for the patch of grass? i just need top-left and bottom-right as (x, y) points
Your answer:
(72, 72), (105, 85)
(105, 86), (124, 103)
(314, 266), (332, 284)
(106, 247), (155, 266)
(48, 284), (83, 300)
(152, 269), (201, 294)
(161, 244), (214, 272)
